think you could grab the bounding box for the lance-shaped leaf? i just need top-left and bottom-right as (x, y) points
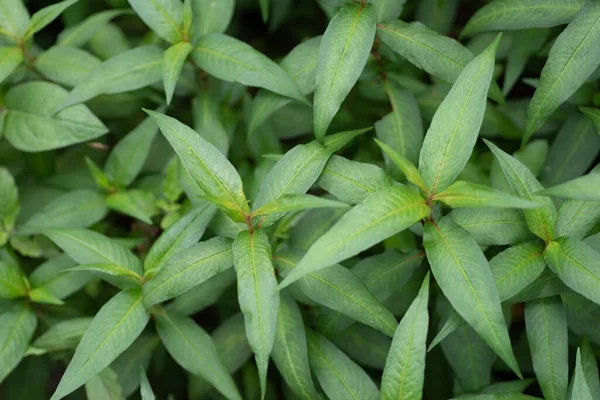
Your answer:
(450, 207), (535, 246)
(524, 2), (600, 142)
(233, 230), (279, 397)
(20, 190), (107, 233)
(192, 33), (305, 103)
(279, 185), (429, 288)
(538, 173), (600, 202)
(486, 140), (557, 243)
(572, 348), (594, 400)
(369, 0), (406, 22)
(381, 274), (429, 400)
(252, 194), (347, 218)
(32, 318), (93, 353)
(253, 128), (367, 227)
(307, 330), (379, 400)
(167, 269), (235, 316)
(144, 203), (216, 273)
(143, 237), (233, 306)
(580, 107), (600, 134)
(462, 0), (586, 37)
(85, 367), (123, 400)
(2, 81), (107, 152)
(55, 46), (163, 112)
(579, 339), (600, 400)
(65, 264), (143, 290)
(57, 9), (130, 47)
(428, 309), (464, 351)
(162, 42), (193, 105)
(127, 0), (182, 43)
(106, 190), (157, 224)
(34, 46), (101, 87)
(0, 0), (29, 40)
(28, 254), (90, 300)
(190, 0), (234, 39)
(555, 199), (600, 239)
(0, 168), (18, 243)
(525, 296), (568, 400)
(139, 367), (155, 400)
(434, 181), (542, 209)
(104, 112), (160, 188)
(418, 35), (499, 195)
(155, 309), (242, 400)
(0, 258), (27, 299)
(111, 335), (159, 397)
(316, 155), (392, 205)
(43, 228), (142, 275)
(491, 240), (546, 301)
(423, 216), (521, 377)
(23, 0), (79, 40)
(375, 139), (427, 192)
(313, 3), (376, 143)
(544, 238), (600, 306)
(503, 29), (550, 95)
(249, 36), (321, 134)
(146, 110), (249, 221)
(274, 248), (398, 337)
(192, 89), (230, 155)
(0, 302), (37, 383)
(0, 47), (22, 84)
(271, 293), (319, 400)
(50, 289), (150, 400)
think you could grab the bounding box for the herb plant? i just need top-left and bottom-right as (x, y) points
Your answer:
(1, 0), (600, 399)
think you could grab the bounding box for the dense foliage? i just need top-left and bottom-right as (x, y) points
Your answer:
(1, 0), (600, 399)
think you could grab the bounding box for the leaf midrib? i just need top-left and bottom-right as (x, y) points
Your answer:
(308, 338), (360, 400)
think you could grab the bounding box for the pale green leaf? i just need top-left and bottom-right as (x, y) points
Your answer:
(579, 339), (600, 400)
(572, 348), (593, 400)
(106, 190), (157, 224)
(0, 47), (23, 84)
(233, 230), (279, 397)
(0, 259), (27, 299)
(375, 139), (427, 192)
(428, 308), (463, 352)
(279, 185), (429, 288)
(57, 9), (130, 47)
(143, 237), (233, 306)
(166, 269), (235, 316)
(418, 35), (499, 195)
(449, 208), (535, 246)
(307, 330), (379, 400)
(524, 2), (600, 142)
(192, 89), (230, 155)
(462, 0), (586, 37)
(538, 173), (600, 201)
(314, 3), (376, 142)
(111, 335), (159, 398)
(43, 228), (142, 275)
(23, 0), (79, 40)
(510, 269), (569, 304)
(525, 296), (568, 400)
(369, 0), (405, 22)
(162, 42), (193, 105)
(50, 289), (150, 400)
(451, 394), (541, 400)
(423, 216), (521, 377)
(32, 318), (93, 353)
(0, 168), (19, 242)
(486, 140), (557, 243)
(28, 287), (64, 305)
(28, 254), (90, 300)
(155, 309), (241, 400)
(580, 106), (600, 134)
(0, 302), (37, 383)
(555, 199), (600, 239)
(66, 263), (143, 290)
(415, 0), (457, 35)
(34, 46), (101, 87)
(192, 33), (306, 103)
(85, 367), (124, 400)
(481, 379), (536, 394)
(503, 29), (549, 95)
(252, 194), (347, 218)
(0, 0), (30, 40)
(127, 0), (183, 43)
(56, 46), (163, 112)
(381, 274), (429, 400)
(289, 207), (346, 251)
(434, 181), (542, 209)
(190, 0), (234, 39)
(3, 81), (107, 152)
(139, 367), (155, 400)
(271, 293), (319, 400)
(146, 110), (249, 221)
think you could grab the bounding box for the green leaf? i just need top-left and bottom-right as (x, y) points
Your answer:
(43, 228), (143, 275)
(313, 3), (376, 142)
(375, 139), (427, 192)
(274, 248), (398, 337)
(0, 47), (23, 84)
(316, 155), (392, 205)
(481, 379), (536, 394)
(111, 335), (159, 398)
(23, 0), (79, 40)
(434, 181), (542, 209)
(538, 173), (600, 201)
(307, 330), (380, 400)
(525, 296), (568, 400)
(423, 216), (521, 377)
(0, 0), (30, 40)
(271, 293), (319, 400)
(253, 128), (367, 227)
(259, 0), (269, 22)
(449, 208), (535, 246)
(190, 0), (234, 39)
(85, 368), (124, 400)
(544, 238), (600, 306)
(50, 289), (150, 400)
(66, 263), (143, 290)
(192, 33), (306, 103)
(486, 140), (557, 243)
(143, 237), (233, 306)
(106, 190), (157, 224)
(418, 35), (499, 195)
(34, 46), (101, 87)
(0, 259), (27, 299)
(162, 42), (192, 105)
(155, 309), (242, 400)
(28, 254), (90, 300)
(139, 367), (155, 400)
(279, 185), (429, 288)
(192, 90), (230, 155)
(490, 240), (547, 301)
(233, 230), (279, 397)
(381, 274), (429, 400)
(524, 2), (600, 142)
(572, 348), (594, 400)
(56, 46), (163, 112)
(32, 318), (93, 353)
(462, 0), (586, 37)
(451, 395), (542, 400)
(579, 339), (600, 400)
(146, 110), (249, 222)
(0, 168), (19, 242)
(127, 0), (182, 43)
(369, 0), (405, 22)
(167, 269), (235, 316)
(57, 9), (130, 47)
(2, 81), (107, 152)
(555, 199), (600, 239)
(428, 308), (464, 351)
(28, 287), (64, 305)
(580, 106), (600, 134)
(252, 194), (347, 218)
(0, 302), (37, 383)
(20, 189), (107, 233)
(503, 29), (549, 95)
